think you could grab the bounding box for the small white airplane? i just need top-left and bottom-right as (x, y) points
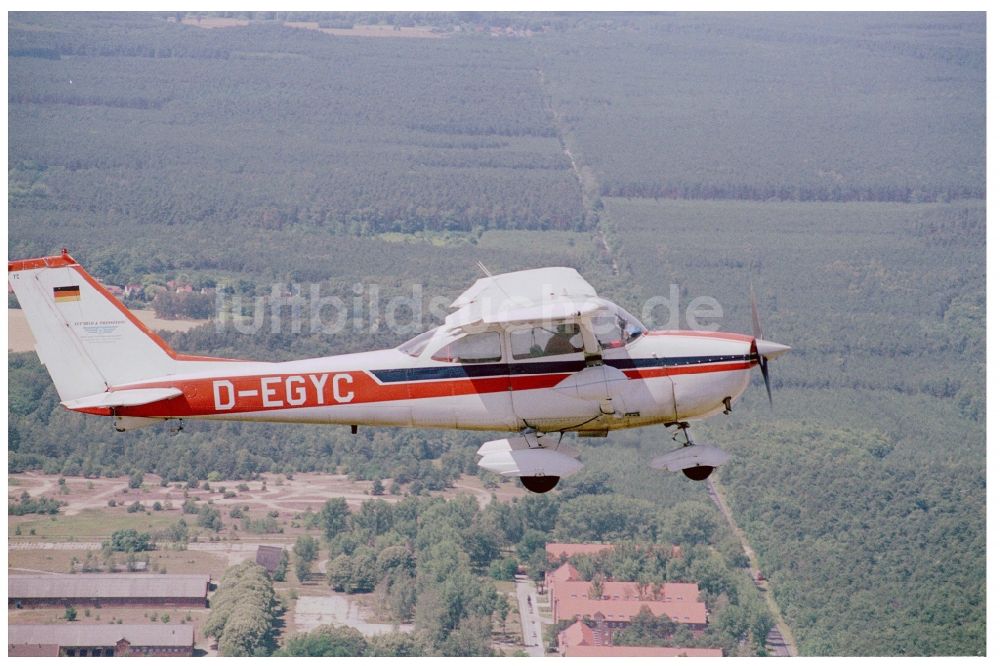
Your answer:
(9, 251), (789, 493)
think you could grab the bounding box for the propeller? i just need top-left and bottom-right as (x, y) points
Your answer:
(750, 284), (790, 407)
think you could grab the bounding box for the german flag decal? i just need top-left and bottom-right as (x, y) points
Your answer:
(53, 285), (81, 302)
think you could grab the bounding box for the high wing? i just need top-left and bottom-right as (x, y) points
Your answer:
(445, 266), (603, 337)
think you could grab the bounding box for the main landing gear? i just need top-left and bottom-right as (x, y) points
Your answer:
(476, 430), (584, 494)
(648, 422), (732, 482)
(520, 476), (561, 494)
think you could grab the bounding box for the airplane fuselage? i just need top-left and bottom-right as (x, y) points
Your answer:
(11, 254), (789, 487)
(89, 329), (756, 434)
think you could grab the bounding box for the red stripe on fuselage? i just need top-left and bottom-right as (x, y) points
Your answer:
(622, 361), (754, 380)
(83, 361), (751, 419)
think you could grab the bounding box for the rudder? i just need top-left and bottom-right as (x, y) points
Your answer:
(8, 251), (178, 401)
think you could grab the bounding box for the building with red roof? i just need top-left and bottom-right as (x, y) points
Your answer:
(558, 620), (598, 649)
(544, 561), (581, 589)
(557, 619), (721, 657)
(553, 580), (700, 605)
(554, 598), (707, 629)
(551, 579), (705, 626)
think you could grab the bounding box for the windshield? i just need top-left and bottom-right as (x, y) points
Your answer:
(590, 305), (646, 349)
(398, 329), (436, 358)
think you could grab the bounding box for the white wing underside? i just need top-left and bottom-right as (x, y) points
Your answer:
(446, 267), (602, 331)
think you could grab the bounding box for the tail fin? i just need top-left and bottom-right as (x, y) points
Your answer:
(8, 251), (179, 401)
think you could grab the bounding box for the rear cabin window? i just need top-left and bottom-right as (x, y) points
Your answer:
(431, 332), (502, 364)
(510, 325), (584, 360)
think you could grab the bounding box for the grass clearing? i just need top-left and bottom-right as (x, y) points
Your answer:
(10, 509), (179, 540)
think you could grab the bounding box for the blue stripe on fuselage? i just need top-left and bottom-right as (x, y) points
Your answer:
(370, 354), (753, 384)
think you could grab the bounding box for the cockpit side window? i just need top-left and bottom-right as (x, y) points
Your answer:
(510, 324), (584, 360)
(431, 331), (502, 364)
(398, 329), (436, 358)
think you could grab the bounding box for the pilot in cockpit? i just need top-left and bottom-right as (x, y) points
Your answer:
(543, 324), (582, 355)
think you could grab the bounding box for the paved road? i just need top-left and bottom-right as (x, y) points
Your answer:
(514, 575), (544, 657)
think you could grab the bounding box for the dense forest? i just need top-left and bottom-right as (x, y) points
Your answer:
(598, 197), (985, 655)
(8, 11), (985, 656)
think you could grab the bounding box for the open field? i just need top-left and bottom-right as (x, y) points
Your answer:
(8, 308), (207, 353)
(8, 547), (230, 579)
(9, 471), (525, 542)
(10, 509), (180, 541)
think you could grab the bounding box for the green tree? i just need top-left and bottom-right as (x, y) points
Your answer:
(440, 615), (495, 657)
(327, 554), (353, 592)
(367, 631), (425, 657)
(664, 501), (720, 545)
(293, 535), (318, 563)
(495, 594), (510, 637)
(64, 606), (77, 621)
(275, 626), (368, 656)
(128, 469), (144, 489)
(272, 549), (288, 582)
(613, 606), (677, 646)
(295, 557), (311, 584)
(353, 500), (394, 538)
(205, 562), (278, 656)
(488, 557), (518, 581)
(197, 504), (222, 532)
(750, 607), (775, 648)
(105, 528), (152, 553)
(376, 545), (414, 577)
(320, 497), (349, 541)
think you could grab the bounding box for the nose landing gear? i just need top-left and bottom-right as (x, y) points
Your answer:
(682, 465), (715, 481)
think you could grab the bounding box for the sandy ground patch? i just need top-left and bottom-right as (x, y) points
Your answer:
(9, 472), (524, 543)
(180, 16), (248, 29)
(284, 21), (444, 39)
(8, 308), (208, 353)
(293, 593), (414, 637)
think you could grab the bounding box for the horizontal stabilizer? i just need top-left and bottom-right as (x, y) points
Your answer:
(649, 445), (731, 472)
(62, 387), (182, 410)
